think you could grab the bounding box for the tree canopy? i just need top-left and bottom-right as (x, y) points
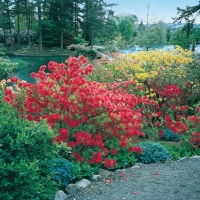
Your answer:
(174, 1), (200, 24)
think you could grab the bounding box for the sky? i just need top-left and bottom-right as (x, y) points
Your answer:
(105, 0), (200, 23)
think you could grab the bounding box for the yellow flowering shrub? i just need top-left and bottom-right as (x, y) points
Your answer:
(111, 45), (193, 83)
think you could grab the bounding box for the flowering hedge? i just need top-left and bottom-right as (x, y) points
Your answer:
(3, 56), (144, 176)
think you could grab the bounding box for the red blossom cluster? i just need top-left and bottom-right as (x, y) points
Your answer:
(104, 158), (117, 168)
(162, 85), (181, 97)
(128, 146), (142, 154)
(190, 132), (200, 148)
(3, 56), (144, 169)
(164, 115), (188, 134)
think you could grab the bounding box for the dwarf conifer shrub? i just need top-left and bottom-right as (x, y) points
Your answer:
(135, 141), (172, 164)
(49, 158), (73, 186)
(163, 128), (181, 142)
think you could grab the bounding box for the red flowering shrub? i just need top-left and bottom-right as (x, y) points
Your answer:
(4, 56), (143, 175)
(104, 158), (117, 168)
(190, 132), (200, 148)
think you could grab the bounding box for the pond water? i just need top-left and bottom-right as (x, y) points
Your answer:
(120, 45), (175, 54)
(121, 44), (200, 54)
(8, 56), (69, 83)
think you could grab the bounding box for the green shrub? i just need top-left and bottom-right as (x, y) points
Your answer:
(0, 57), (26, 80)
(135, 141), (172, 164)
(73, 37), (86, 45)
(163, 128), (181, 142)
(0, 87), (66, 200)
(164, 142), (200, 160)
(49, 158), (73, 187)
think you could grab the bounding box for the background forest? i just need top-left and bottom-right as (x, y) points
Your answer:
(1, 0), (200, 52)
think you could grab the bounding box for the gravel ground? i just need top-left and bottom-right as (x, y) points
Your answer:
(73, 156), (200, 200)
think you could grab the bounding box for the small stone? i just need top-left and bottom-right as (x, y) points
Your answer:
(54, 190), (67, 200)
(92, 174), (101, 181)
(75, 179), (91, 188)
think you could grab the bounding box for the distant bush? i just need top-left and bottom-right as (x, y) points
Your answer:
(76, 49), (97, 59)
(73, 37), (86, 45)
(135, 142), (172, 164)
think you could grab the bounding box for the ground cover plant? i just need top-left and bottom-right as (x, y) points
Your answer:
(1, 47), (200, 197)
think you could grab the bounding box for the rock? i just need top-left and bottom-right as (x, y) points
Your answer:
(75, 179), (91, 189)
(191, 155), (200, 159)
(54, 190), (67, 200)
(92, 174), (101, 181)
(6, 37), (15, 46)
(66, 184), (81, 196)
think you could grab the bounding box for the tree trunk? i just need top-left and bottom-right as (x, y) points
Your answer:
(17, 0), (20, 45)
(61, 30), (63, 50)
(38, 0), (42, 51)
(192, 40), (196, 51)
(25, 0), (31, 50)
(6, 1), (13, 47)
(74, 0), (78, 36)
(91, 31), (94, 48)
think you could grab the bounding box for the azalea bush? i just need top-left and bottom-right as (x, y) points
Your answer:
(91, 46), (193, 84)
(3, 56), (144, 179)
(90, 46), (200, 152)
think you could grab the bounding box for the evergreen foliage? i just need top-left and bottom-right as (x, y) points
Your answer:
(163, 128), (181, 142)
(49, 158), (73, 187)
(135, 142), (172, 164)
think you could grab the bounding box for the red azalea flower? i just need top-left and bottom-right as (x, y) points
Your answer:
(92, 152), (102, 164)
(72, 153), (83, 162)
(104, 159), (117, 168)
(120, 139), (127, 148)
(110, 148), (117, 155)
(10, 76), (19, 83)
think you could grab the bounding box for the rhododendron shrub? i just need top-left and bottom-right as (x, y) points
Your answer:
(3, 56), (144, 175)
